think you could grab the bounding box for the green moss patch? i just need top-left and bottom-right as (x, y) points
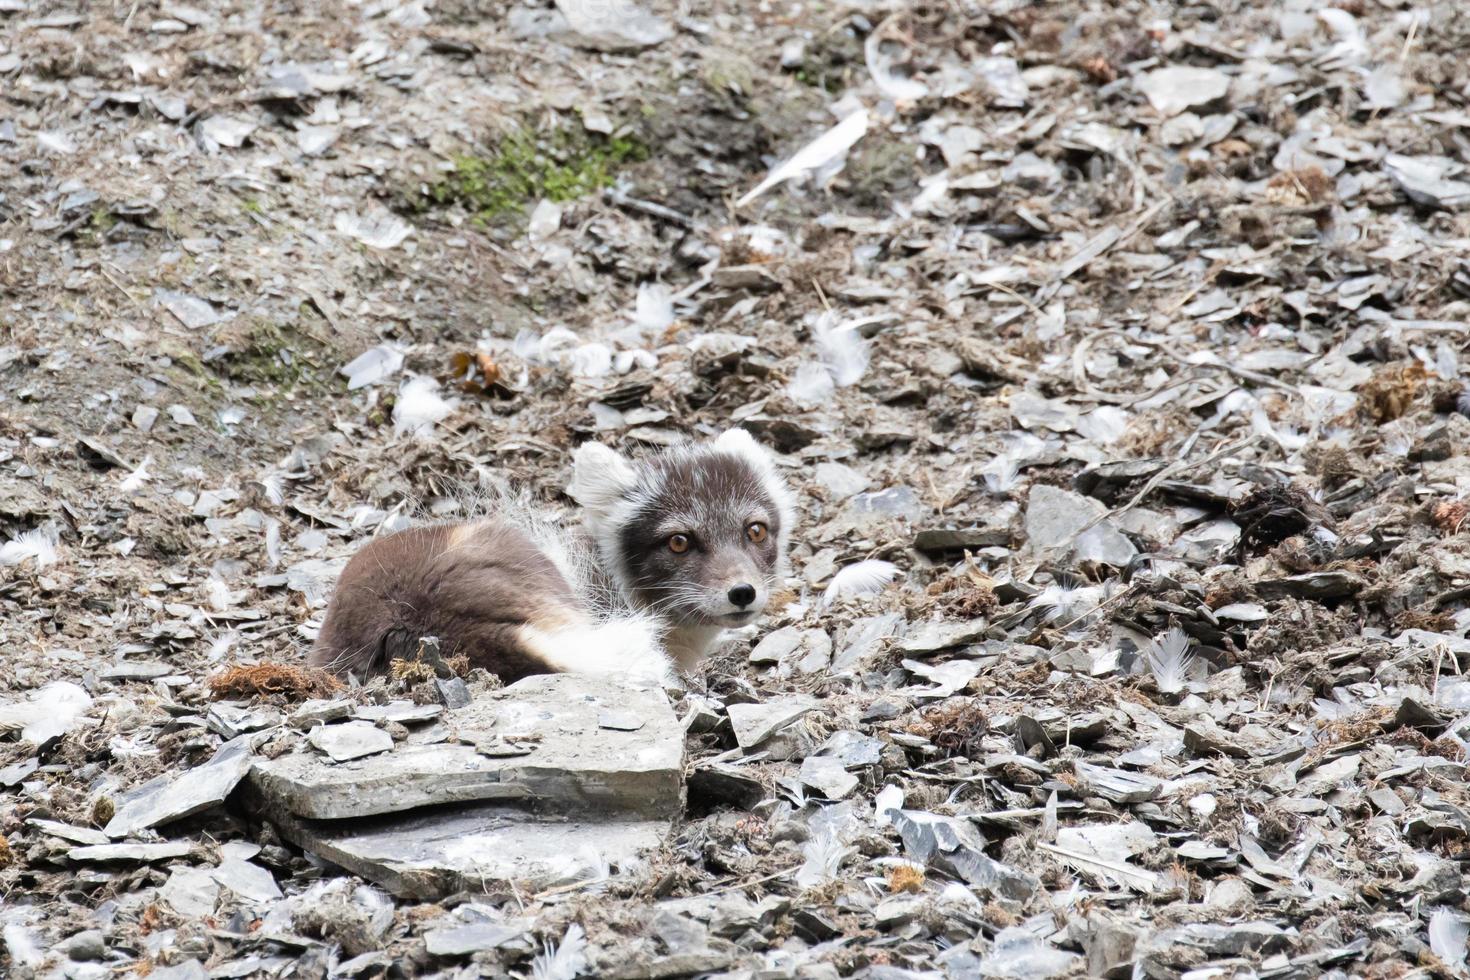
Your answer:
(422, 124), (649, 226)
(210, 320), (327, 390)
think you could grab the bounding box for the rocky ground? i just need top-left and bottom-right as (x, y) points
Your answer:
(4, 0), (1470, 976)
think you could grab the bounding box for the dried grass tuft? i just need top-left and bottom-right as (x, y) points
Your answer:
(886, 865), (925, 893)
(907, 699), (987, 758)
(208, 662), (342, 700)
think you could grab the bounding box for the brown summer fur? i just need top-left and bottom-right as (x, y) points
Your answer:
(309, 520), (580, 682)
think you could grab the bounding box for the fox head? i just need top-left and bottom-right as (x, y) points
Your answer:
(568, 429), (795, 631)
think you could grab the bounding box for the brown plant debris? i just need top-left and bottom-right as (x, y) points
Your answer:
(207, 663), (343, 700)
(1265, 166), (1333, 206)
(1430, 500), (1469, 535)
(886, 865), (925, 893)
(1359, 363), (1428, 424)
(907, 699), (988, 758)
(1229, 484), (1325, 552)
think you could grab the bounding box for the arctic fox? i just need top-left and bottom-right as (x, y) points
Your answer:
(308, 428), (795, 685)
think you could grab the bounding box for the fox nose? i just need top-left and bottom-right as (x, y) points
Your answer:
(728, 584), (756, 608)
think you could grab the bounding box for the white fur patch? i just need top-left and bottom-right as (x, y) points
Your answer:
(517, 617), (674, 687)
(567, 443), (639, 517)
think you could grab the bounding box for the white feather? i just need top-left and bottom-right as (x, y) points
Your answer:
(982, 454), (1021, 494)
(531, 923), (589, 980)
(865, 29), (928, 102)
(785, 362), (835, 407)
(208, 631), (241, 661)
(633, 282), (674, 334)
(392, 376), (454, 439)
(339, 343), (404, 390)
(822, 559), (900, 607)
(203, 576), (235, 612)
(1144, 626), (1196, 694)
(0, 681), (92, 744)
(118, 455), (152, 494)
(736, 108), (869, 208)
(812, 312), (870, 387)
(1029, 583), (1104, 624)
(1430, 909), (1469, 971)
(1075, 406), (1130, 445)
(0, 527), (60, 568)
(542, 846), (613, 892)
(795, 808), (859, 888)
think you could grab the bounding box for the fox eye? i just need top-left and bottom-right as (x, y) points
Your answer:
(746, 522), (768, 544)
(668, 534), (690, 554)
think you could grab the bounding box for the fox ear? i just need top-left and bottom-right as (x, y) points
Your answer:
(714, 427), (775, 471)
(568, 442), (638, 516)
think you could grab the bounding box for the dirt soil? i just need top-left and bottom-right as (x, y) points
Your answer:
(3, 0), (1470, 976)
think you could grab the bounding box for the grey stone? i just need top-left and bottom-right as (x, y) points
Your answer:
(1024, 484), (1136, 565)
(727, 696), (817, 749)
(198, 115), (257, 150)
(792, 629), (833, 674)
(1082, 915), (1140, 978)
(308, 721), (394, 762)
(898, 618), (988, 654)
(799, 756), (859, 800)
(288, 698), (354, 728)
(27, 819), (109, 846)
(99, 660), (173, 681)
(270, 801), (670, 899)
(160, 867), (220, 918)
(832, 613), (904, 670)
(154, 288), (224, 328)
(912, 527), (1009, 554)
(1204, 877), (1254, 910)
(749, 627), (802, 665)
(814, 730), (883, 768)
(146, 961), (209, 980)
(687, 763), (766, 810)
(551, 0), (672, 53)
(69, 841), (192, 863)
(1256, 571), (1365, 600)
(598, 709), (644, 731)
(131, 404), (160, 432)
(978, 927), (1080, 978)
(249, 674), (683, 820)
(434, 677), (471, 710)
(846, 486), (923, 524)
(1074, 762), (1162, 803)
(1148, 922), (1289, 957)
(1136, 65), (1230, 116)
(64, 930), (106, 961)
(212, 857), (282, 902)
(206, 703), (283, 739)
(813, 461), (870, 500)
(424, 919), (533, 956)
(1369, 787), (1406, 816)
(334, 952), (393, 977)
(353, 702), (444, 725)
(105, 736), (254, 837)
(0, 758), (39, 787)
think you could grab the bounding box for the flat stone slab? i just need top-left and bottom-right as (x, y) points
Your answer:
(106, 735), (255, 838)
(248, 673), (683, 821)
(308, 720), (393, 762)
(69, 841), (192, 863)
(267, 800), (670, 899)
(727, 695), (817, 749)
